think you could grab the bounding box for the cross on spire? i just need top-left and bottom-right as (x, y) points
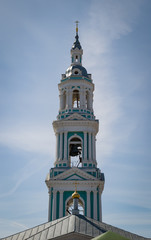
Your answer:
(75, 20), (79, 35)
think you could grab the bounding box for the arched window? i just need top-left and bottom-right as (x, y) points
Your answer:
(66, 197), (84, 215)
(75, 55), (78, 62)
(62, 91), (66, 109)
(72, 90), (80, 108)
(69, 136), (82, 167)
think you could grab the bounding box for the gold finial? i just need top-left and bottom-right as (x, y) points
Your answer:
(75, 20), (79, 35)
(72, 181), (80, 199)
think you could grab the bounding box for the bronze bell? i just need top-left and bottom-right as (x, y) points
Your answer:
(70, 145), (81, 156)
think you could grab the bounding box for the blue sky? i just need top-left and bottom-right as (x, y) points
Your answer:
(0, 0), (151, 238)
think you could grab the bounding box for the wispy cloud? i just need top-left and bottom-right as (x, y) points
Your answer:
(81, 0), (143, 159)
(0, 157), (50, 199)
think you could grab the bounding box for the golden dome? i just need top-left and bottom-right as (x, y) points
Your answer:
(72, 191), (80, 199)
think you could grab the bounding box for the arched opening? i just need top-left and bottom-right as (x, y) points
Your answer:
(66, 197), (84, 215)
(69, 136), (82, 167)
(75, 55), (78, 62)
(72, 90), (80, 108)
(62, 91), (66, 109)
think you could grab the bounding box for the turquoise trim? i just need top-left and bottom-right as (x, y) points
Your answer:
(50, 188), (53, 221)
(56, 191), (60, 219)
(61, 77), (92, 83)
(64, 173), (86, 180)
(63, 163), (66, 166)
(73, 109), (79, 112)
(63, 191), (73, 216)
(84, 163), (87, 167)
(90, 191), (93, 218)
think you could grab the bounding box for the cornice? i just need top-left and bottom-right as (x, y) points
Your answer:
(58, 79), (94, 90)
(53, 119), (99, 133)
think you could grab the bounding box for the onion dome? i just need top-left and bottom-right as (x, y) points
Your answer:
(65, 65), (88, 78)
(72, 190), (80, 199)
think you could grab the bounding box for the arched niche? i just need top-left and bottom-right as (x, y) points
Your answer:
(68, 135), (83, 167)
(65, 195), (85, 216)
(72, 89), (80, 108)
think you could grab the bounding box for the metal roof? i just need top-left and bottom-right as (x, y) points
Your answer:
(1, 215), (149, 240)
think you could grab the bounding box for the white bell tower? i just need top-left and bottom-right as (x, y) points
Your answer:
(46, 22), (104, 222)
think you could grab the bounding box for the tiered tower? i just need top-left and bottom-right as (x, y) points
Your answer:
(45, 22), (105, 222)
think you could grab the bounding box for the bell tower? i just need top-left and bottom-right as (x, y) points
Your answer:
(45, 22), (104, 222)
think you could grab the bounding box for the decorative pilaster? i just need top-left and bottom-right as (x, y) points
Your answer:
(87, 190), (91, 217)
(98, 188), (102, 221)
(56, 133), (58, 161)
(89, 132), (92, 161)
(64, 132), (67, 161)
(93, 190), (97, 220)
(92, 133), (95, 161)
(84, 132), (87, 161)
(60, 132), (63, 160)
(59, 190), (64, 218)
(52, 189), (57, 220)
(48, 188), (51, 221)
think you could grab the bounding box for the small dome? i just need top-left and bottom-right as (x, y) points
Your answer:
(72, 191), (80, 199)
(65, 65), (88, 78)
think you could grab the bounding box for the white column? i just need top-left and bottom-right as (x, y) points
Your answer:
(64, 132), (67, 161)
(52, 189), (57, 220)
(48, 188), (51, 221)
(98, 188), (102, 221)
(59, 93), (63, 110)
(60, 132), (63, 160)
(56, 133), (58, 161)
(87, 190), (91, 218)
(66, 89), (69, 109)
(68, 89), (72, 109)
(94, 136), (96, 162)
(93, 190), (97, 220)
(89, 133), (92, 161)
(89, 92), (93, 110)
(84, 132), (87, 161)
(92, 133), (95, 161)
(80, 88), (85, 108)
(59, 190), (64, 218)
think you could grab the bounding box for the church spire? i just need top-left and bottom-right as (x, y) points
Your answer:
(46, 24), (104, 223)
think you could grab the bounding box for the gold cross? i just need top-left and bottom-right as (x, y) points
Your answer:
(75, 20), (79, 34)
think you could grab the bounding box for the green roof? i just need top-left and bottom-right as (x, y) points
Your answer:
(92, 231), (130, 240)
